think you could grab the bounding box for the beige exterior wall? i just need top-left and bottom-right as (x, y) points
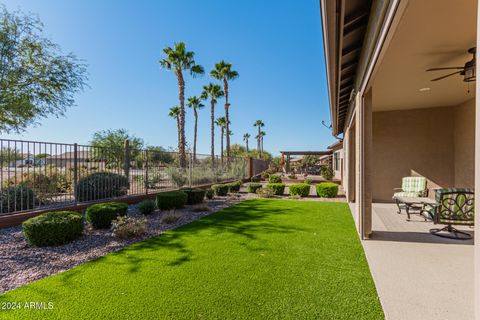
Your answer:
(371, 101), (475, 202)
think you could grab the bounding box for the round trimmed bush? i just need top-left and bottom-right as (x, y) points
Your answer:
(211, 184), (229, 196)
(182, 188), (206, 205)
(246, 183), (262, 193)
(266, 183), (285, 195)
(137, 199), (156, 215)
(0, 185), (37, 213)
(316, 182), (339, 198)
(289, 183), (311, 197)
(156, 191), (187, 210)
(76, 172), (129, 202)
(227, 181), (242, 193)
(86, 202), (128, 229)
(268, 175), (282, 183)
(205, 188), (214, 200)
(23, 211), (83, 247)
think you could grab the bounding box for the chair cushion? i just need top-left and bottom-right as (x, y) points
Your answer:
(393, 192), (422, 199)
(402, 177), (427, 195)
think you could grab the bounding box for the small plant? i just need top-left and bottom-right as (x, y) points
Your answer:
(165, 166), (187, 188)
(256, 188), (274, 198)
(137, 199), (156, 215)
(205, 188), (214, 199)
(161, 210), (182, 224)
(289, 183), (311, 197)
(250, 176), (261, 182)
(266, 183), (285, 195)
(111, 216), (147, 239)
(76, 172), (129, 202)
(321, 166), (334, 180)
(182, 188), (206, 205)
(191, 204), (210, 212)
(22, 211), (83, 247)
(211, 184), (229, 196)
(304, 178), (313, 185)
(246, 183), (262, 193)
(0, 185), (37, 213)
(261, 172), (270, 179)
(156, 191), (187, 210)
(316, 182), (339, 198)
(86, 202), (129, 229)
(268, 175), (282, 183)
(289, 194), (301, 200)
(226, 180), (242, 193)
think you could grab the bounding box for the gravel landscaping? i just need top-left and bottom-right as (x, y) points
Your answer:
(0, 194), (249, 294)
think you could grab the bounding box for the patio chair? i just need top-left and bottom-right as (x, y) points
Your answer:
(393, 176), (428, 213)
(421, 188), (474, 240)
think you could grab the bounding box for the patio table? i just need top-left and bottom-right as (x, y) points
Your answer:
(393, 196), (436, 221)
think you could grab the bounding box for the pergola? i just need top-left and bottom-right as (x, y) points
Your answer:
(279, 150), (332, 172)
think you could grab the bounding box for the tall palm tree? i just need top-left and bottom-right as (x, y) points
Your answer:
(186, 96), (204, 162)
(201, 83), (224, 167)
(168, 106), (180, 144)
(243, 133), (251, 153)
(210, 61), (238, 164)
(160, 42), (204, 168)
(215, 117), (227, 166)
(260, 131), (266, 155)
(253, 120), (265, 155)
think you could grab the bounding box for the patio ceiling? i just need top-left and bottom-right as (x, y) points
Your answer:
(372, 0), (477, 112)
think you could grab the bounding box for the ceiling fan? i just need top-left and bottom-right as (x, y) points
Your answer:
(426, 47), (476, 82)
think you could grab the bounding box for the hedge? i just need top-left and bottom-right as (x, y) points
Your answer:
(86, 202), (128, 229)
(156, 191), (187, 210)
(137, 199), (156, 215)
(76, 172), (129, 202)
(205, 188), (214, 199)
(316, 182), (339, 198)
(227, 181), (242, 193)
(182, 188), (206, 205)
(211, 184), (229, 196)
(246, 183), (262, 193)
(0, 185), (37, 213)
(23, 211), (83, 247)
(289, 183), (311, 197)
(266, 183), (285, 195)
(268, 175), (282, 183)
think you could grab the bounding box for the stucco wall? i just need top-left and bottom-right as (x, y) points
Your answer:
(454, 98), (475, 188)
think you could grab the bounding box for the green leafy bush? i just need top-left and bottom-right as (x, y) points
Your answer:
(289, 183), (311, 197)
(182, 188), (206, 205)
(166, 166), (187, 188)
(304, 178), (313, 185)
(250, 176), (261, 182)
(0, 185), (37, 213)
(321, 166), (334, 180)
(156, 191), (187, 210)
(22, 211), (83, 247)
(86, 202), (128, 229)
(268, 175), (282, 183)
(266, 183), (285, 195)
(211, 184), (229, 196)
(76, 172), (129, 202)
(205, 188), (214, 200)
(111, 216), (147, 239)
(246, 183), (262, 193)
(137, 199), (156, 215)
(226, 180), (242, 193)
(316, 182), (339, 198)
(256, 188), (274, 198)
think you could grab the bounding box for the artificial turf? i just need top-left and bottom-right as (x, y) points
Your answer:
(0, 199), (384, 319)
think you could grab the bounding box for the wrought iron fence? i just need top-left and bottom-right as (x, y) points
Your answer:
(0, 139), (248, 216)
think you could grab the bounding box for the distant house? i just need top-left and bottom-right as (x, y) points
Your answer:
(8, 154), (46, 167)
(46, 151), (106, 169)
(327, 140), (343, 181)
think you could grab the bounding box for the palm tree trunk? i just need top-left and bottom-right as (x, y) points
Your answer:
(220, 128), (224, 167)
(246, 140), (249, 153)
(210, 100), (215, 168)
(223, 78), (230, 166)
(257, 127), (261, 153)
(176, 69), (187, 168)
(193, 107), (198, 162)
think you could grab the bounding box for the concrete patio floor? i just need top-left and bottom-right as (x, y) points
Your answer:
(351, 203), (474, 320)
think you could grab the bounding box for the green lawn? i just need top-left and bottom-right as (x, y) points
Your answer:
(0, 199), (384, 319)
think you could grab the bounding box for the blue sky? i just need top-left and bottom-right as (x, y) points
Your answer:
(2, 0), (334, 156)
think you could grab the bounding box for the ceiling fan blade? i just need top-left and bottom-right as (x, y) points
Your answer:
(426, 67), (464, 71)
(430, 70), (463, 81)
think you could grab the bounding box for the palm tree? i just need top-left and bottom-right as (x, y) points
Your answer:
(168, 106), (180, 144)
(215, 117), (227, 166)
(253, 120), (265, 155)
(201, 83), (224, 167)
(243, 133), (251, 153)
(210, 61), (239, 164)
(260, 131), (266, 155)
(160, 42), (204, 168)
(186, 96), (204, 162)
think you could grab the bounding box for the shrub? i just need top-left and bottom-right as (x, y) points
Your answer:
(161, 210), (182, 224)
(165, 166), (187, 188)
(316, 182), (339, 198)
(0, 185), (37, 213)
(205, 188), (214, 200)
(86, 202), (128, 229)
(321, 166), (334, 180)
(250, 176), (261, 182)
(226, 180), (242, 193)
(256, 188), (274, 198)
(246, 183), (262, 193)
(268, 175), (282, 183)
(288, 173), (296, 179)
(261, 172), (270, 179)
(22, 211), (83, 247)
(289, 183), (311, 197)
(156, 191), (187, 210)
(266, 183), (285, 195)
(76, 172), (129, 202)
(182, 188), (206, 205)
(111, 216), (147, 239)
(211, 184), (229, 196)
(137, 199), (156, 215)
(191, 204), (210, 212)
(304, 178), (313, 185)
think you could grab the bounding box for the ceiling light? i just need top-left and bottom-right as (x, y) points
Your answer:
(419, 87), (430, 92)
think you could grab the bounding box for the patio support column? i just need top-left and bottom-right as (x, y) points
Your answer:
(346, 125), (356, 202)
(475, 2), (480, 317)
(355, 89), (373, 239)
